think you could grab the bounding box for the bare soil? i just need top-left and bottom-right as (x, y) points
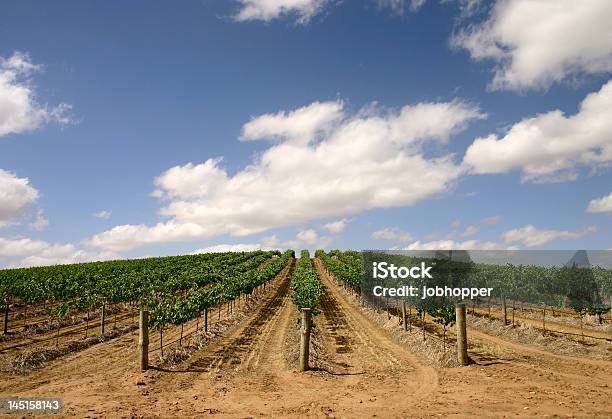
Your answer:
(1, 258), (610, 418)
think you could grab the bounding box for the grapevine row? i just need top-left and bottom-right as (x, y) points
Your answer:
(290, 250), (322, 311)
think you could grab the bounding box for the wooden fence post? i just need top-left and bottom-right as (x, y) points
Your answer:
(408, 305), (412, 332)
(402, 300), (407, 331)
(456, 303), (469, 366)
(3, 298), (9, 335)
(299, 308), (312, 372)
(139, 306), (149, 371)
(502, 297), (507, 326)
(204, 308), (208, 333)
(100, 302), (106, 335)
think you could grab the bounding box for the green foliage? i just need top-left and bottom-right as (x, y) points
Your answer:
(0, 250), (289, 331)
(428, 306), (455, 328)
(316, 249), (362, 290)
(290, 250), (322, 311)
(148, 250), (293, 329)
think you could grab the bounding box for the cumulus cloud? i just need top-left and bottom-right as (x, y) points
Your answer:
(460, 224), (477, 237)
(324, 218), (350, 234)
(241, 101), (343, 145)
(464, 80), (612, 183)
(91, 99), (484, 252)
(0, 169), (39, 228)
(444, 224), (479, 240)
(587, 192), (612, 214)
(0, 51), (71, 137)
(0, 236), (117, 268)
(452, 0), (612, 91)
(28, 209), (49, 231)
(288, 229), (333, 249)
(233, 0), (328, 23)
(502, 224), (596, 247)
(191, 229), (332, 254)
(404, 239), (512, 250)
(93, 210), (112, 219)
(372, 227), (413, 242)
(192, 243), (267, 254)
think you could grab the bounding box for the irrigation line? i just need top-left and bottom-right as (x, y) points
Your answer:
(0, 309), (139, 352)
(471, 311), (612, 342)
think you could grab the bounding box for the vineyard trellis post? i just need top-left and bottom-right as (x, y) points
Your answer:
(502, 297), (507, 326)
(204, 308), (208, 333)
(85, 309), (90, 338)
(3, 298), (8, 335)
(100, 302), (106, 335)
(139, 306), (149, 371)
(408, 305), (412, 331)
(402, 300), (407, 331)
(456, 303), (468, 366)
(299, 308), (312, 372)
(421, 311), (426, 341)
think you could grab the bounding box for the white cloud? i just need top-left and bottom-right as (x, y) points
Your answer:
(0, 51), (71, 137)
(91, 99), (484, 252)
(28, 209), (49, 231)
(286, 228), (333, 249)
(241, 101), (343, 144)
(376, 0), (426, 14)
(405, 239), (512, 250)
(444, 224), (478, 240)
(464, 80), (612, 183)
(587, 192), (612, 214)
(233, 0), (328, 23)
(191, 243), (267, 254)
(452, 0), (612, 91)
(460, 224), (477, 237)
(450, 218), (461, 228)
(0, 169), (39, 227)
(502, 224), (596, 247)
(324, 218), (350, 234)
(372, 227), (413, 242)
(191, 229), (332, 254)
(93, 210), (112, 219)
(0, 236), (117, 268)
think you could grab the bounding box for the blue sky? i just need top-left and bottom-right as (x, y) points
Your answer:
(1, 0), (611, 267)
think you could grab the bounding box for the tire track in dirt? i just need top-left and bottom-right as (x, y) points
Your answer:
(186, 260), (294, 373)
(314, 258), (438, 398)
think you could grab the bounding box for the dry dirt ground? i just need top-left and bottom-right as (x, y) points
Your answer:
(1, 258), (611, 418)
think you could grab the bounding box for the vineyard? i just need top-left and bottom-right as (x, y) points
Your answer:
(1, 250), (611, 417)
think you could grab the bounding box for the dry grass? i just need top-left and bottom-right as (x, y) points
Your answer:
(517, 309), (612, 333)
(8, 324), (137, 374)
(362, 305), (460, 368)
(468, 315), (612, 361)
(336, 284), (460, 368)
